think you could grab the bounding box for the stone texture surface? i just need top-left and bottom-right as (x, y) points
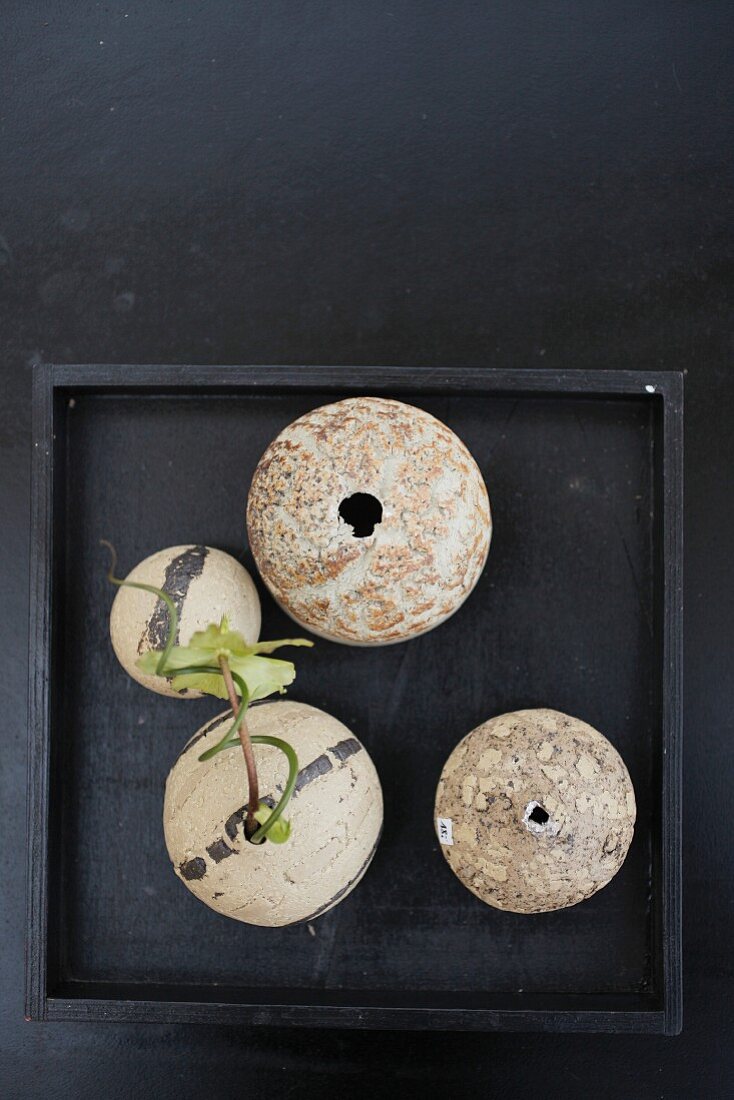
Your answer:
(109, 545), (261, 696)
(164, 700), (383, 926)
(246, 397), (491, 645)
(434, 709), (636, 913)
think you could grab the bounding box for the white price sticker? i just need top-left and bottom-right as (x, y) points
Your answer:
(437, 817), (453, 846)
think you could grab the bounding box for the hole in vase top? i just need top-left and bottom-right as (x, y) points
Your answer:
(338, 493), (383, 538)
(524, 800), (561, 837)
(528, 804), (550, 825)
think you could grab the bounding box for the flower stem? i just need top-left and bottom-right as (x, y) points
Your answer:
(212, 735), (299, 845)
(243, 736), (298, 844)
(219, 654), (259, 839)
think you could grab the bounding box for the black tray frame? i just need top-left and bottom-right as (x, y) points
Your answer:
(26, 364), (683, 1033)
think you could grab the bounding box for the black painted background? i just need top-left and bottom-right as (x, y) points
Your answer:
(2, 3), (731, 1097)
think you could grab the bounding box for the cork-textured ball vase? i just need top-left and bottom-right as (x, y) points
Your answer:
(110, 545), (261, 697)
(164, 701), (383, 926)
(434, 709), (636, 913)
(246, 397), (491, 646)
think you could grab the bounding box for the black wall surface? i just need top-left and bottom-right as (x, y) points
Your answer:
(2, 3), (731, 1097)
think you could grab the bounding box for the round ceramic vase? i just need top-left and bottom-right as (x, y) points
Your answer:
(246, 397), (491, 646)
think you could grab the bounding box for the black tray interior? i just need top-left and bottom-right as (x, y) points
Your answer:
(48, 389), (661, 1004)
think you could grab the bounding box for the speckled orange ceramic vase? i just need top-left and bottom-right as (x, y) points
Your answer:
(246, 397), (491, 645)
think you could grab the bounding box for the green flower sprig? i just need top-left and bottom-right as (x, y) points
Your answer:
(103, 541), (313, 844)
(136, 620), (310, 704)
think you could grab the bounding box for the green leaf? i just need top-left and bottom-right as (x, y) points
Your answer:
(253, 802), (292, 844)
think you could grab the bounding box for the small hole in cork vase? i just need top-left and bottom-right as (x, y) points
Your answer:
(524, 799), (560, 835)
(528, 804), (549, 825)
(338, 493), (383, 538)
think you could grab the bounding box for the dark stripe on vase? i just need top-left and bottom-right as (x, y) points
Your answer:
(206, 838), (235, 863)
(179, 856), (207, 881)
(328, 738), (362, 762)
(138, 544), (209, 654)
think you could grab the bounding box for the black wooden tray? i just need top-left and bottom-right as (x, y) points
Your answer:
(26, 365), (682, 1033)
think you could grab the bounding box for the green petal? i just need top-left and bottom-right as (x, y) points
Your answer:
(136, 645), (215, 674)
(136, 650), (165, 675)
(247, 638), (314, 655)
(228, 653), (297, 701)
(169, 672), (230, 698)
(186, 621), (251, 655)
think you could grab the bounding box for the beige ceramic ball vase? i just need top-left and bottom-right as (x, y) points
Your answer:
(109, 545), (261, 696)
(246, 397), (491, 646)
(434, 709), (636, 913)
(164, 700), (383, 926)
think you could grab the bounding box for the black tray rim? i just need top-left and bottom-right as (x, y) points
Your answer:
(26, 364), (683, 1033)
